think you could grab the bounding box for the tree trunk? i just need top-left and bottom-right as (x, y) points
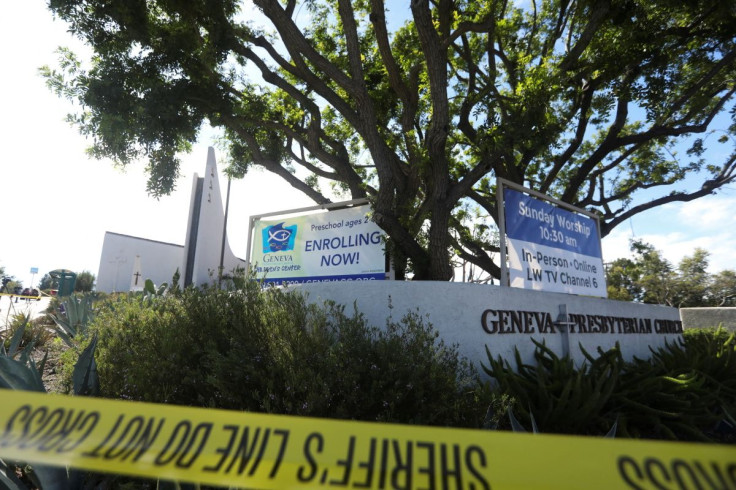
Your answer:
(427, 203), (453, 281)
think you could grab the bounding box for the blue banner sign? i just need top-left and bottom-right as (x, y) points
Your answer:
(504, 188), (601, 256)
(504, 187), (606, 297)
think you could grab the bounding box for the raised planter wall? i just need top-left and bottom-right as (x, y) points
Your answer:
(291, 282), (682, 376)
(680, 307), (736, 331)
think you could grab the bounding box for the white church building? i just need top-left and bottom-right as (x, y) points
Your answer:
(96, 148), (245, 293)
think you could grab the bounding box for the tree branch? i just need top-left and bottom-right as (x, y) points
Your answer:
(558, 0), (611, 72)
(369, 0), (418, 132)
(617, 88), (736, 147)
(540, 78), (595, 192)
(235, 128), (333, 204)
(561, 85), (631, 202)
(601, 154), (736, 235)
(254, 0), (357, 92)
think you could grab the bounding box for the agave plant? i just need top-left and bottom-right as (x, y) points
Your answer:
(50, 294), (96, 347)
(48, 294), (100, 397)
(0, 300), (99, 489)
(0, 315), (46, 392)
(506, 406), (618, 438)
(483, 339), (623, 435)
(144, 278), (169, 297)
(0, 319), (70, 490)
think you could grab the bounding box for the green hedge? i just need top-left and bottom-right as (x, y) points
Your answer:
(87, 280), (490, 428)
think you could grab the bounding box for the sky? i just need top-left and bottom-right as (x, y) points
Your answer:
(1, 1), (734, 288)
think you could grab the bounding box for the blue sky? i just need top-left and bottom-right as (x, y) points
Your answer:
(1, 1), (734, 286)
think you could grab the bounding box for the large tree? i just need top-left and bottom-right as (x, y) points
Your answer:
(606, 240), (736, 307)
(607, 239), (676, 304)
(710, 269), (736, 307)
(74, 270), (96, 292)
(44, 0), (736, 280)
(38, 273), (57, 291)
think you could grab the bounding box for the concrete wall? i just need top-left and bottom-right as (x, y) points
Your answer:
(96, 232), (183, 293)
(680, 307), (736, 331)
(292, 281), (683, 375)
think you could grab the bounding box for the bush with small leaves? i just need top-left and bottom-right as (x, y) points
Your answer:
(90, 277), (490, 427)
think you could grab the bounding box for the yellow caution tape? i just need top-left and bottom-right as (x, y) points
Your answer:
(0, 293), (43, 300)
(0, 389), (734, 489)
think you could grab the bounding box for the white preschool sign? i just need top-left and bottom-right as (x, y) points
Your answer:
(503, 185), (607, 297)
(250, 205), (385, 285)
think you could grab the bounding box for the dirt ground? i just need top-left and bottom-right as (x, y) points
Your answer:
(34, 338), (67, 393)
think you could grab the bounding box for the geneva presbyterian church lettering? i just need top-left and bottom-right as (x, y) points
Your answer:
(481, 309), (683, 335)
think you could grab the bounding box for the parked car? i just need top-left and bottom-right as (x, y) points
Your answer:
(20, 288), (41, 300)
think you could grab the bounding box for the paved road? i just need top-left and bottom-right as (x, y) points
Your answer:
(0, 295), (52, 331)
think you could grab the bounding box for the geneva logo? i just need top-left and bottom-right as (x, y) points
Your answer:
(262, 222), (297, 253)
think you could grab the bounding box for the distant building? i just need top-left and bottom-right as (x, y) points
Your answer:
(96, 233), (184, 293)
(96, 148), (244, 293)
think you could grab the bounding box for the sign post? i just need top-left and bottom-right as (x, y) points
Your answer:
(29, 267), (38, 290)
(498, 179), (607, 298)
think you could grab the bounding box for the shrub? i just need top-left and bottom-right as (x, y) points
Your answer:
(208, 301), (486, 426)
(613, 327), (736, 440)
(90, 280), (490, 427)
(483, 330), (736, 442)
(484, 339), (623, 436)
(91, 293), (189, 402)
(2, 313), (54, 351)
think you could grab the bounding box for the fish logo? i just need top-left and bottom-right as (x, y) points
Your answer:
(262, 222), (297, 253)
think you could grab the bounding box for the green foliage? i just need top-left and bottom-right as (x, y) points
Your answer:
(38, 273), (56, 291)
(91, 280), (489, 426)
(49, 293), (101, 397)
(684, 325), (735, 345)
(2, 314), (54, 352)
(43, 295), (62, 316)
(143, 278), (168, 298)
(483, 331), (736, 442)
(606, 258), (639, 301)
(710, 270), (736, 307)
(608, 329), (735, 441)
(0, 295), (104, 488)
(677, 250), (711, 306)
(74, 270), (96, 292)
(87, 291), (187, 402)
(631, 240), (677, 305)
(484, 339), (623, 436)
(43, 0), (736, 281)
(51, 294), (97, 347)
(606, 240), (736, 306)
(72, 334), (99, 396)
(2, 315), (29, 356)
(0, 349), (46, 392)
(0, 315), (47, 392)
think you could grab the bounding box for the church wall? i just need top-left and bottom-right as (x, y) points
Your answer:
(96, 232), (184, 293)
